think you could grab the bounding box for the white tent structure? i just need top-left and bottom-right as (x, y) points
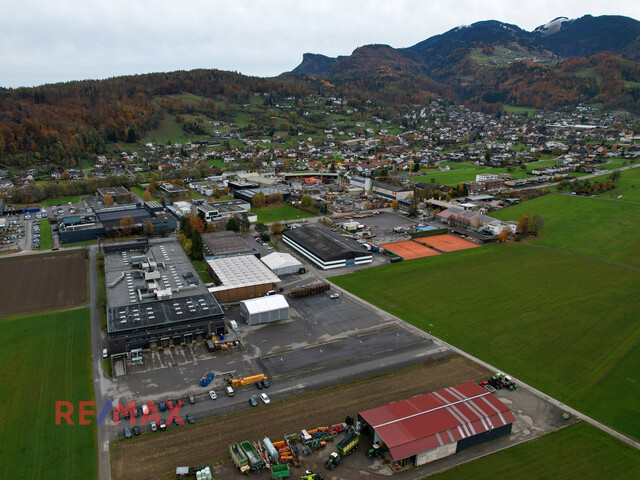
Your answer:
(239, 294), (290, 325)
(260, 252), (303, 275)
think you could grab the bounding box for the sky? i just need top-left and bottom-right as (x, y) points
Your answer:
(1, 0), (639, 89)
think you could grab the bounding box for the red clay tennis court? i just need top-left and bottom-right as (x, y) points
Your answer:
(380, 240), (440, 260)
(414, 234), (479, 252)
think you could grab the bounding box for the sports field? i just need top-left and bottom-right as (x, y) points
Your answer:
(251, 205), (313, 223)
(0, 308), (96, 480)
(431, 422), (640, 480)
(380, 240), (440, 260)
(490, 193), (640, 268)
(415, 234), (479, 252)
(331, 244), (640, 440)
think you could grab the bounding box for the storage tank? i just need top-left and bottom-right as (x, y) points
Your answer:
(263, 437), (279, 462)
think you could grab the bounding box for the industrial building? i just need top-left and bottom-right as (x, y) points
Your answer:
(201, 231), (258, 259)
(358, 381), (515, 471)
(239, 294), (289, 325)
(372, 180), (413, 201)
(260, 252), (303, 275)
(282, 226), (372, 270)
(97, 186), (133, 204)
(104, 238), (225, 355)
(233, 187), (291, 204)
(207, 254), (281, 302)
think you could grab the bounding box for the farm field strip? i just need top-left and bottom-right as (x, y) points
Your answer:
(0, 250), (87, 317)
(111, 357), (489, 480)
(331, 244), (640, 441)
(0, 308), (96, 480)
(431, 422), (640, 480)
(490, 193), (640, 268)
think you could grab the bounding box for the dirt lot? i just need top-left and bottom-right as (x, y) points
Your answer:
(111, 356), (489, 480)
(0, 250), (87, 317)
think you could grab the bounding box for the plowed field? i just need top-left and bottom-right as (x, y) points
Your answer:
(0, 250), (87, 316)
(111, 356), (489, 480)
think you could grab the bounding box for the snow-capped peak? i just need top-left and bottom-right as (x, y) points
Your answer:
(534, 17), (570, 35)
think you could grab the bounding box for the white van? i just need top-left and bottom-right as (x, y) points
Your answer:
(226, 386), (235, 397)
(102, 348), (108, 358)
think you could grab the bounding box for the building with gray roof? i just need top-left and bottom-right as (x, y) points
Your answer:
(105, 238), (224, 355)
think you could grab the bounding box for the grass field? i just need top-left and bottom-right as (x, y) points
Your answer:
(40, 195), (83, 207)
(412, 167), (529, 186)
(431, 422), (640, 480)
(588, 166), (640, 202)
(191, 259), (213, 283)
(251, 205), (313, 223)
(331, 244), (640, 440)
(503, 104), (539, 115)
(130, 185), (160, 202)
(0, 308), (96, 480)
(145, 112), (209, 143)
(39, 218), (52, 250)
(490, 193), (640, 268)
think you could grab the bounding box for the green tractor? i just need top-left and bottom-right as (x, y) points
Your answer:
(324, 451), (341, 470)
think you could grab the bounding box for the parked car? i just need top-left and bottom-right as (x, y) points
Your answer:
(134, 407), (139, 417)
(189, 395), (195, 404)
(226, 386), (234, 397)
(150, 421), (157, 432)
(262, 379), (271, 388)
(133, 426), (140, 436)
(173, 417), (180, 426)
(255, 380), (264, 390)
(123, 427), (132, 438)
(159, 419), (166, 431)
(249, 396), (258, 407)
(330, 293), (340, 299)
(186, 414), (195, 424)
(102, 348), (108, 358)
(208, 390), (217, 400)
(159, 401), (167, 412)
(259, 393), (271, 404)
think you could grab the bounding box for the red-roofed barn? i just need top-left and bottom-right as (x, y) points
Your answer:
(358, 381), (515, 471)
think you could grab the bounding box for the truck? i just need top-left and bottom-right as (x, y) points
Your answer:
(270, 463), (290, 479)
(231, 374), (267, 388)
(240, 440), (263, 472)
(229, 443), (251, 474)
(199, 370), (215, 387)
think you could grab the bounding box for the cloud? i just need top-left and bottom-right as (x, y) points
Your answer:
(1, 0), (639, 87)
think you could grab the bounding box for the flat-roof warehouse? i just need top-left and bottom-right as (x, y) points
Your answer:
(105, 238), (225, 354)
(282, 226), (372, 270)
(207, 254), (280, 302)
(359, 381), (515, 471)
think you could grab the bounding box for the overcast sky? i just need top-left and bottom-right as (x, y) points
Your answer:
(1, 0), (639, 88)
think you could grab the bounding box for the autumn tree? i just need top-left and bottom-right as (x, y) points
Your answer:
(224, 186), (230, 195)
(120, 215), (134, 235)
(252, 192), (266, 208)
(214, 187), (221, 198)
(190, 215), (206, 233)
(143, 190), (151, 202)
(391, 200), (398, 210)
(301, 195), (313, 209)
(497, 229), (509, 242)
(103, 194), (114, 206)
(144, 219), (154, 236)
(270, 222), (283, 235)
